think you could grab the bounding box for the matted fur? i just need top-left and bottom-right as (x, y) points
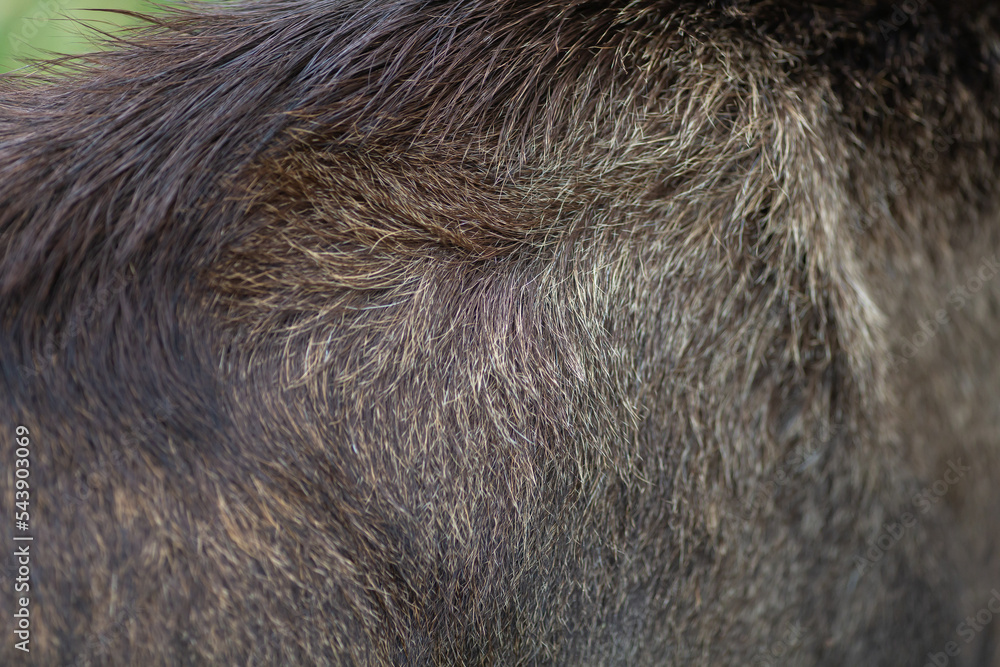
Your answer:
(1, 0), (999, 664)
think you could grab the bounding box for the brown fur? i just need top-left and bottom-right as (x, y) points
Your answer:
(1, 0), (999, 664)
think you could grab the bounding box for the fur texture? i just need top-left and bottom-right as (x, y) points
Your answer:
(1, 0), (999, 664)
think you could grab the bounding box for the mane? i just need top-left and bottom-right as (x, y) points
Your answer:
(0, 1), (662, 299)
(3, 0), (980, 304)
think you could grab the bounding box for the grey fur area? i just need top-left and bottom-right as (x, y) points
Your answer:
(1, 0), (999, 664)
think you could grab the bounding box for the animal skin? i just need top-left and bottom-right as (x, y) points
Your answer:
(1, 0), (999, 664)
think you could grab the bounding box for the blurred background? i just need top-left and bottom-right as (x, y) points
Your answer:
(0, 0), (180, 73)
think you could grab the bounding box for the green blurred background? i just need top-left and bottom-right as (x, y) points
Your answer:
(0, 0), (180, 73)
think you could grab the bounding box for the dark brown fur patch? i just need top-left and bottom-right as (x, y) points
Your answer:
(2, 1), (1000, 664)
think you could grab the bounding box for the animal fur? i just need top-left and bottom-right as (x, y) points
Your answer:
(1, 0), (999, 664)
